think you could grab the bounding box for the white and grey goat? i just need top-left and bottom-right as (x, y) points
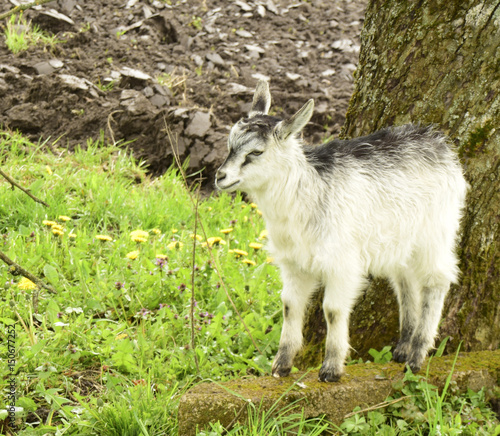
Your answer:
(215, 80), (467, 382)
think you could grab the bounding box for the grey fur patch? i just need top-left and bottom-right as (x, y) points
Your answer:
(304, 124), (451, 175)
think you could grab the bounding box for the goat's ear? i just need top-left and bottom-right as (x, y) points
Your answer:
(249, 80), (271, 117)
(275, 99), (314, 141)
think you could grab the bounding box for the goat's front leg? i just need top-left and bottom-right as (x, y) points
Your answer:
(319, 273), (365, 382)
(272, 267), (317, 378)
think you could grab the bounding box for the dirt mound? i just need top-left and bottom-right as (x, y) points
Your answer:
(0, 0), (365, 185)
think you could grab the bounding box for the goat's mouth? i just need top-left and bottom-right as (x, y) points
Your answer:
(216, 179), (240, 191)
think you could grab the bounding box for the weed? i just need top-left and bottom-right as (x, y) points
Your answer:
(4, 13), (60, 54)
(190, 16), (203, 31)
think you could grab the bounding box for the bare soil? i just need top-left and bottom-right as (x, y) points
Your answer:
(0, 0), (365, 186)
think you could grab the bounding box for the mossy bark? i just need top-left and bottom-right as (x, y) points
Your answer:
(297, 0), (500, 367)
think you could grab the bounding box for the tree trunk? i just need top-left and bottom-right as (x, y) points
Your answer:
(297, 0), (500, 367)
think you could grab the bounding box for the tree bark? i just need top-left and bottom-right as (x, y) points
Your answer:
(297, 0), (500, 367)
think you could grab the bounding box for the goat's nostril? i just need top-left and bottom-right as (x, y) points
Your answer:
(217, 170), (226, 181)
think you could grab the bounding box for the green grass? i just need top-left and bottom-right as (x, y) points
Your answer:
(0, 130), (497, 435)
(4, 13), (61, 54)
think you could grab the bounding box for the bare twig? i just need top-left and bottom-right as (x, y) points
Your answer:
(0, 251), (56, 294)
(165, 121), (263, 355)
(190, 180), (201, 376)
(0, 0), (56, 21)
(106, 110), (123, 146)
(0, 169), (49, 207)
(343, 395), (413, 419)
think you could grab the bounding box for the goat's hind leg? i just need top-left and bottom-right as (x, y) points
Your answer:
(407, 283), (449, 372)
(272, 268), (317, 378)
(390, 274), (421, 364)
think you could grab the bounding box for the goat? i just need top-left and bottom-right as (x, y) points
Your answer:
(215, 80), (467, 382)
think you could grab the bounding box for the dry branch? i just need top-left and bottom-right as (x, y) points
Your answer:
(0, 251), (56, 294)
(0, 169), (49, 207)
(0, 0), (56, 21)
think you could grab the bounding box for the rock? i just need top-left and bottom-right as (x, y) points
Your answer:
(235, 29), (253, 38)
(120, 90), (156, 115)
(149, 94), (169, 108)
(119, 67), (152, 81)
(0, 64), (20, 74)
(286, 72), (301, 81)
(205, 52), (225, 67)
(178, 350), (500, 436)
(321, 69), (336, 77)
(185, 111), (211, 138)
(266, 0), (279, 15)
(34, 59), (64, 75)
(59, 74), (91, 92)
(234, 1), (252, 12)
(188, 140), (211, 168)
(227, 82), (251, 94)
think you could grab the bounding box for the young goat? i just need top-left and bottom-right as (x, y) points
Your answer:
(215, 80), (467, 382)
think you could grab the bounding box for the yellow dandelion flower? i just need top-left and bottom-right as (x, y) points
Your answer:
(259, 229), (268, 240)
(115, 333), (128, 340)
(232, 249), (248, 257)
(58, 215), (71, 222)
(249, 242), (263, 250)
(256, 210), (263, 216)
(52, 228), (64, 236)
(156, 254), (168, 259)
(51, 224), (64, 231)
(130, 230), (149, 242)
(45, 166), (52, 175)
(243, 216), (248, 222)
(207, 207), (212, 211)
(241, 204), (247, 209)
(126, 250), (139, 260)
(171, 228), (178, 234)
(43, 220), (58, 227)
(68, 233), (77, 239)
(206, 237), (226, 247)
(220, 228), (233, 234)
(167, 241), (184, 250)
(250, 203), (258, 209)
(190, 234), (202, 241)
(266, 257), (274, 263)
(18, 277), (37, 290)
(242, 259), (256, 266)
(96, 235), (113, 242)
(151, 228), (161, 235)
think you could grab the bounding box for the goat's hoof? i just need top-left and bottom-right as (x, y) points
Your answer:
(271, 366), (291, 378)
(318, 366), (342, 382)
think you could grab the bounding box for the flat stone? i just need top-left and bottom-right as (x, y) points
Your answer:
(34, 61), (56, 75)
(59, 74), (88, 90)
(206, 52), (225, 66)
(185, 111), (211, 138)
(178, 350), (500, 436)
(149, 94), (169, 108)
(235, 29), (253, 38)
(119, 67), (152, 81)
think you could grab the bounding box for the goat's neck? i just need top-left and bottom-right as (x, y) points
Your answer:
(252, 150), (319, 225)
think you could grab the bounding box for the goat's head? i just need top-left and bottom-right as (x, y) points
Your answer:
(215, 80), (314, 193)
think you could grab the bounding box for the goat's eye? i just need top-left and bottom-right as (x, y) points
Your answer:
(250, 150), (263, 156)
